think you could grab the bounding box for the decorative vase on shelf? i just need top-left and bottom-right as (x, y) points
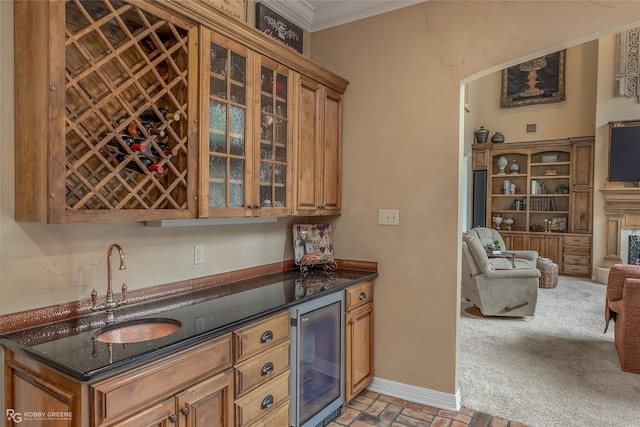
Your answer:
(510, 160), (520, 174)
(497, 156), (508, 174)
(474, 126), (490, 144)
(491, 131), (505, 143)
(503, 217), (514, 230)
(492, 214), (503, 230)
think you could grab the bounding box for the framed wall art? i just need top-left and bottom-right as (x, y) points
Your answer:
(255, 2), (303, 54)
(500, 50), (566, 108)
(200, 0), (247, 23)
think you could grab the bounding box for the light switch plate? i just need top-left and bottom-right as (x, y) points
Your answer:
(194, 245), (204, 264)
(378, 209), (400, 226)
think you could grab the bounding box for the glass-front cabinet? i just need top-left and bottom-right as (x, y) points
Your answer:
(201, 31), (291, 218)
(255, 57), (291, 216)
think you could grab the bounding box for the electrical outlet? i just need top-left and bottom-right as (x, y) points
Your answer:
(194, 245), (204, 265)
(378, 209), (400, 226)
(195, 316), (205, 334)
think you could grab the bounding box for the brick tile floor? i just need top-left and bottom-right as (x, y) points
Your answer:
(328, 390), (530, 427)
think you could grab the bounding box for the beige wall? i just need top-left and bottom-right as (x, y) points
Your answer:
(2, 0), (640, 404)
(310, 1), (640, 395)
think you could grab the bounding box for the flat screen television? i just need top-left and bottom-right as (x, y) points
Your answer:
(609, 126), (640, 182)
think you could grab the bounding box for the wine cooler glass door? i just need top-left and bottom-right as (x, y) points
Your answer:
(290, 291), (344, 427)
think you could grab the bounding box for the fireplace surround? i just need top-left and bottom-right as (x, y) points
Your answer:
(601, 186), (640, 266)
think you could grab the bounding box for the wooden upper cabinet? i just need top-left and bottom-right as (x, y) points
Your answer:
(293, 75), (343, 215)
(14, 0), (347, 222)
(15, 0), (199, 223)
(572, 142), (594, 187)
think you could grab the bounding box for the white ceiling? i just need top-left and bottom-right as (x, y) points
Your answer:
(261, 0), (426, 33)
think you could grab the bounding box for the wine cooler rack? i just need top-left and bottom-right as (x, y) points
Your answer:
(63, 0), (194, 214)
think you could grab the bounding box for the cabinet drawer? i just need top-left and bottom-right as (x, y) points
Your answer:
(563, 255), (590, 266)
(563, 235), (591, 246)
(92, 334), (232, 425)
(235, 340), (290, 397)
(247, 400), (290, 427)
(235, 370), (290, 426)
(345, 280), (374, 311)
(563, 245), (591, 256)
(234, 311), (289, 363)
(563, 264), (591, 275)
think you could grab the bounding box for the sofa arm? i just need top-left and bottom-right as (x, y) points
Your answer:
(511, 250), (538, 262)
(483, 268), (541, 280)
(607, 264), (640, 302)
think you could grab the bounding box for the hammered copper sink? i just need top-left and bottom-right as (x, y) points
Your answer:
(93, 318), (182, 344)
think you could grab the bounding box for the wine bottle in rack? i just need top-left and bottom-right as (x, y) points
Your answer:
(140, 108), (181, 123)
(116, 153), (164, 174)
(104, 135), (147, 153)
(150, 142), (178, 157)
(119, 119), (166, 138)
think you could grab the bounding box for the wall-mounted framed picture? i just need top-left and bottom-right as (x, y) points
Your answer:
(200, 0), (247, 23)
(500, 50), (566, 108)
(255, 3), (303, 54)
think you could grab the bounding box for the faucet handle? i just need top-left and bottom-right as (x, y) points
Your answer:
(120, 284), (128, 305)
(91, 289), (98, 311)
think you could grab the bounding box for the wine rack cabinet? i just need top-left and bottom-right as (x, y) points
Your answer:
(15, 0), (198, 223)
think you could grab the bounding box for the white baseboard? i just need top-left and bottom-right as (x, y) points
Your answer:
(367, 377), (460, 412)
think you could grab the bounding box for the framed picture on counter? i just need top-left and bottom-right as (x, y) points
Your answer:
(293, 224), (335, 272)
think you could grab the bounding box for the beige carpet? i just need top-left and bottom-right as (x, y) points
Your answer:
(459, 275), (640, 427)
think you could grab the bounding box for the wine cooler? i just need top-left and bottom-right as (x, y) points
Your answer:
(290, 291), (344, 427)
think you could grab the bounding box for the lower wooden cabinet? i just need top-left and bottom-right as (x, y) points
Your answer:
(3, 334), (234, 427)
(232, 311), (290, 427)
(345, 280), (375, 402)
(501, 231), (592, 276)
(528, 234), (562, 265)
(112, 371), (234, 427)
(562, 234), (592, 276)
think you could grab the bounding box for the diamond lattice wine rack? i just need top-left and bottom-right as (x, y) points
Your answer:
(16, 0), (198, 222)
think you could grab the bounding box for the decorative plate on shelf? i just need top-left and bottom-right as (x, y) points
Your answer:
(293, 224), (336, 272)
(550, 217), (567, 232)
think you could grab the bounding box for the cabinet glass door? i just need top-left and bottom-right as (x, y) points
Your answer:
(204, 33), (252, 215)
(256, 57), (291, 214)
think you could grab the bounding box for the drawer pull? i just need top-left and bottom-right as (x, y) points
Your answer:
(260, 330), (273, 344)
(261, 394), (274, 410)
(261, 361), (275, 376)
(181, 407), (190, 416)
(359, 292), (367, 300)
(169, 414), (178, 423)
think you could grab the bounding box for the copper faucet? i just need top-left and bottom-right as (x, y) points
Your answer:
(91, 244), (128, 324)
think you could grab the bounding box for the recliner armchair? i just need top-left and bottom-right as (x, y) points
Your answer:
(462, 232), (540, 316)
(466, 227), (538, 268)
(604, 264), (640, 374)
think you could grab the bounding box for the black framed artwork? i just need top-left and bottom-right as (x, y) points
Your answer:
(500, 50), (566, 108)
(255, 3), (303, 54)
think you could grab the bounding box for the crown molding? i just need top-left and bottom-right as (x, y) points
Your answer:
(262, 0), (426, 33)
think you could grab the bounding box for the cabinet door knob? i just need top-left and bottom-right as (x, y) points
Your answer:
(261, 394), (274, 410)
(181, 406), (190, 416)
(168, 414), (178, 423)
(261, 362), (275, 376)
(359, 292), (367, 300)
(260, 330), (273, 343)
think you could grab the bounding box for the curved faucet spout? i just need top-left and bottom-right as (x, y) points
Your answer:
(92, 244), (128, 324)
(107, 243), (126, 296)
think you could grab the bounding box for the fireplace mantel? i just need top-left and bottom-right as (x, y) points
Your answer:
(601, 186), (640, 266)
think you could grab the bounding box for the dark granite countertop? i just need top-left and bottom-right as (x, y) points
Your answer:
(0, 268), (377, 381)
